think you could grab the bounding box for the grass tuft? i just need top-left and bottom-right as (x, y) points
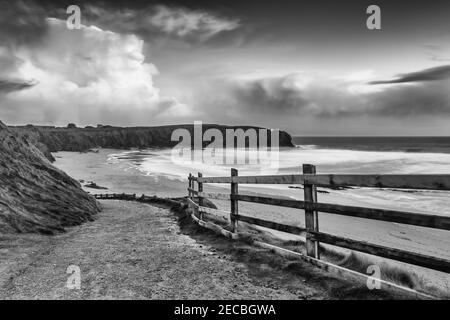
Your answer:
(338, 251), (419, 289)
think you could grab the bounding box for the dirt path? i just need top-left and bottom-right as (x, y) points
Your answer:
(0, 200), (308, 299)
(0, 200), (417, 300)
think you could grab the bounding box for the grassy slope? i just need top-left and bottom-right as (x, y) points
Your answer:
(0, 121), (99, 234)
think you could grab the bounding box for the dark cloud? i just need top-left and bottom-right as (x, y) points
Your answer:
(0, 1), (49, 46)
(369, 65), (450, 84)
(50, 4), (242, 45)
(209, 71), (450, 121)
(368, 81), (450, 116)
(230, 76), (309, 114)
(0, 79), (36, 94)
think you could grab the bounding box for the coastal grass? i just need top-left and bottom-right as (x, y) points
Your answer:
(170, 201), (417, 299)
(243, 222), (443, 296)
(175, 198), (450, 298)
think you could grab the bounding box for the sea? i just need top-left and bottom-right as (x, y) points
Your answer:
(108, 136), (450, 177)
(293, 136), (450, 154)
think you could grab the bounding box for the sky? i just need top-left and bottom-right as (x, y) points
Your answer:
(0, 0), (449, 135)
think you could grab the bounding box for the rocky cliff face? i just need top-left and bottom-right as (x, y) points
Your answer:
(0, 121), (99, 234)
(10, 124), (295, 161)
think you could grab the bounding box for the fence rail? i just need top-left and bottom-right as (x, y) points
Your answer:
(187, 165), (450, 275)
(195, 174), (450, 190)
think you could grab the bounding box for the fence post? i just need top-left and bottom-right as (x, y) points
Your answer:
(188, 173), (192, 199)
(198, 172), (203, 220)
(230, 168), (239, 233)
(303, 164), (319, 259)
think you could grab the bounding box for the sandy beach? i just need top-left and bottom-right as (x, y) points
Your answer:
(52, 149), (450, 296)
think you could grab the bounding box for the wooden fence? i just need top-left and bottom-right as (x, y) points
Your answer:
(187, 165), (450, 274)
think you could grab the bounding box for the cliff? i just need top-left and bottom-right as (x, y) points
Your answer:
(0, 121), (99, 234)
(10, 124), (295, 162)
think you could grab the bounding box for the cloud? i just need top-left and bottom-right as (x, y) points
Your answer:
(1, 1), (448, 135)
(194, 69), (450, 122)
(368, 80), (450, 116)
(0, 0), (48, 46)
(82, 4), (241, 43)
(147, 5), (240, 40)
(369, 65), (450, 84)
(211, 73), (368, 118)
(0, 18), (187, 125)
(230, 75), (310, 114)
(423, 44), (450, 62)
(0, 79), (36, 94)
